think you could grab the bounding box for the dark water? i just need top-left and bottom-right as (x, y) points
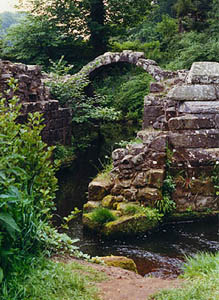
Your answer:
(55, 122), (219, 279)
(64, 215), (219, 278)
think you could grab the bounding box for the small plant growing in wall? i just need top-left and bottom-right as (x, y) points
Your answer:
(156, 144), (176, 215)
(211, 161), (219, 196)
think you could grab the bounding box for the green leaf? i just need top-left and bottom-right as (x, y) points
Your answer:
(0, 213), (20, 240)
(0, 267), (3, 283)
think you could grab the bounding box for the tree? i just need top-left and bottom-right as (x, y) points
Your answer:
(18, 0), (152, 55)
(173, 0), (213, 32)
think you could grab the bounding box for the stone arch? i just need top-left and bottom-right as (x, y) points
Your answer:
(77, 50), (168, 81)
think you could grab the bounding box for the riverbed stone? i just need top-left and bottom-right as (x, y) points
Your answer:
(97, 256), (138, 273)
(102, 214), (159, 237)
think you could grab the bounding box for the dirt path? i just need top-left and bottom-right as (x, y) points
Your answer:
(69, 258), (183, 300)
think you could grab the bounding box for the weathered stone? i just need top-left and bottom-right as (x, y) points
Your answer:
(102, 195), (116, 208)
(179, 101), (219, 114)
(102, 214), (159, 237)
(132, 172), (147, 187)
(167, 85), (217, 101)
(122, 188), (138, 201)
(186, 62), (219, 84)
(150, 82), (164, 93)
(195, 196), (218, 211)
(146, 169), (164, 188)
(97, 256), (138, 273)
(83, 201), (101, 213)
(169, 129), (219, 149)
(168, 114), (215, 131)
(112, 148), (128, 161)
(88, 179), (113, 201)
(148, 135), (167, 151)
(137, 187), (162, 206)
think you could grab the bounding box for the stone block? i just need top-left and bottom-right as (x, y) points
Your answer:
(88, 179), (113, 201)
(169, 129), (219, 149)
(179, 101), (219, 114)
(167, 84), (217, 101)
(168, 114), (215, 131)
(137, 187), (162, 205)
(186, 62), (219, 84)
(150, 82), (164, 93)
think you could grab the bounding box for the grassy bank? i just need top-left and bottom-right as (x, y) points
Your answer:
(151, 252), (219, 300)
(1, 256), (106, 300)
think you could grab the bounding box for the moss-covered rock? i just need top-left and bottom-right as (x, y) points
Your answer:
(88, 178), (113, 202)
(97, 256), (138, 273)
(83, 201), (101, 213)
(101, 195), (116, 208)
(102, 214), (159, 237)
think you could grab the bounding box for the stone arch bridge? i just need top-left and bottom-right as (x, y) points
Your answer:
(77, 50), (170, 81)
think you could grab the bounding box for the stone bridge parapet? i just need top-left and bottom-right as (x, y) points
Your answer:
(77, 50), (176, 81)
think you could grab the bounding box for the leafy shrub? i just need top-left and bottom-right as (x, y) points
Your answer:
(110, 40), (162, 62)
(0, 88), (78, 280)
(47, 72), (121, 153)
(93, 65), (152, 122)
(90, 208), (116, 225)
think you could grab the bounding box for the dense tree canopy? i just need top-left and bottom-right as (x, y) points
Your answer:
(18, 0), (152, 53)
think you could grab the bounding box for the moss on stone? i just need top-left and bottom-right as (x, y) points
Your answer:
(98, 256), (138, 273)
(83, 201), (101, 213)
(102, 213), (159, 237)
(101, 195), (115, 208)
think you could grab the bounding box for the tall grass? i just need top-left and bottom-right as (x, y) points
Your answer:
(151, 252), (219, 300)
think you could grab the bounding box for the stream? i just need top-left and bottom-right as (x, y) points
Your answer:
(55, 122), (219, 279)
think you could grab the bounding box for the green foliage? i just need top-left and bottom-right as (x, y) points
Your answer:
(110, 40), (162, 62)
(47, 71), (120, 153)
(1, 256), (103, 300)
(93, 65), (152, 121)
(156, 15), (177, 41)
(151, 252), (219, 300)
(157, 144), (176, 215)
(123, 205), (163, 222)
(211, 161), (219, 196)
(166, 31), (219, 70)
(90, 207), (116, 225)
(0, 85), (78, 279)
(19, 0), (152, 55)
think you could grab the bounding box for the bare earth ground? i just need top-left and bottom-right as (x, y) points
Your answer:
(69, 258), (183, 300)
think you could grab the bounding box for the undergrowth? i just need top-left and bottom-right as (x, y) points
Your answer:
(151, 252), (219, 300)
(90, 207), (116, 225)
(1, 256), (103, 300)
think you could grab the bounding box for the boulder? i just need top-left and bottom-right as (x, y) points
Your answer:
(97, 256), (138, 273)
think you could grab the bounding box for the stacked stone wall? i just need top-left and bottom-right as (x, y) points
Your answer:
(0, 60), (72, 145)
(87, 62), (219, 214)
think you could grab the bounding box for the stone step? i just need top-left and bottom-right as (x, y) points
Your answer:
(169, 129), (219, 149)
(179, 101), (219, 114)
(168, 114), (217, 131)
(167, 84), (218, 101)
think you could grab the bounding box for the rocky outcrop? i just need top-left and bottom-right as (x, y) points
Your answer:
(83, 62), (219, 236)
(0, 60), (72, 145)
